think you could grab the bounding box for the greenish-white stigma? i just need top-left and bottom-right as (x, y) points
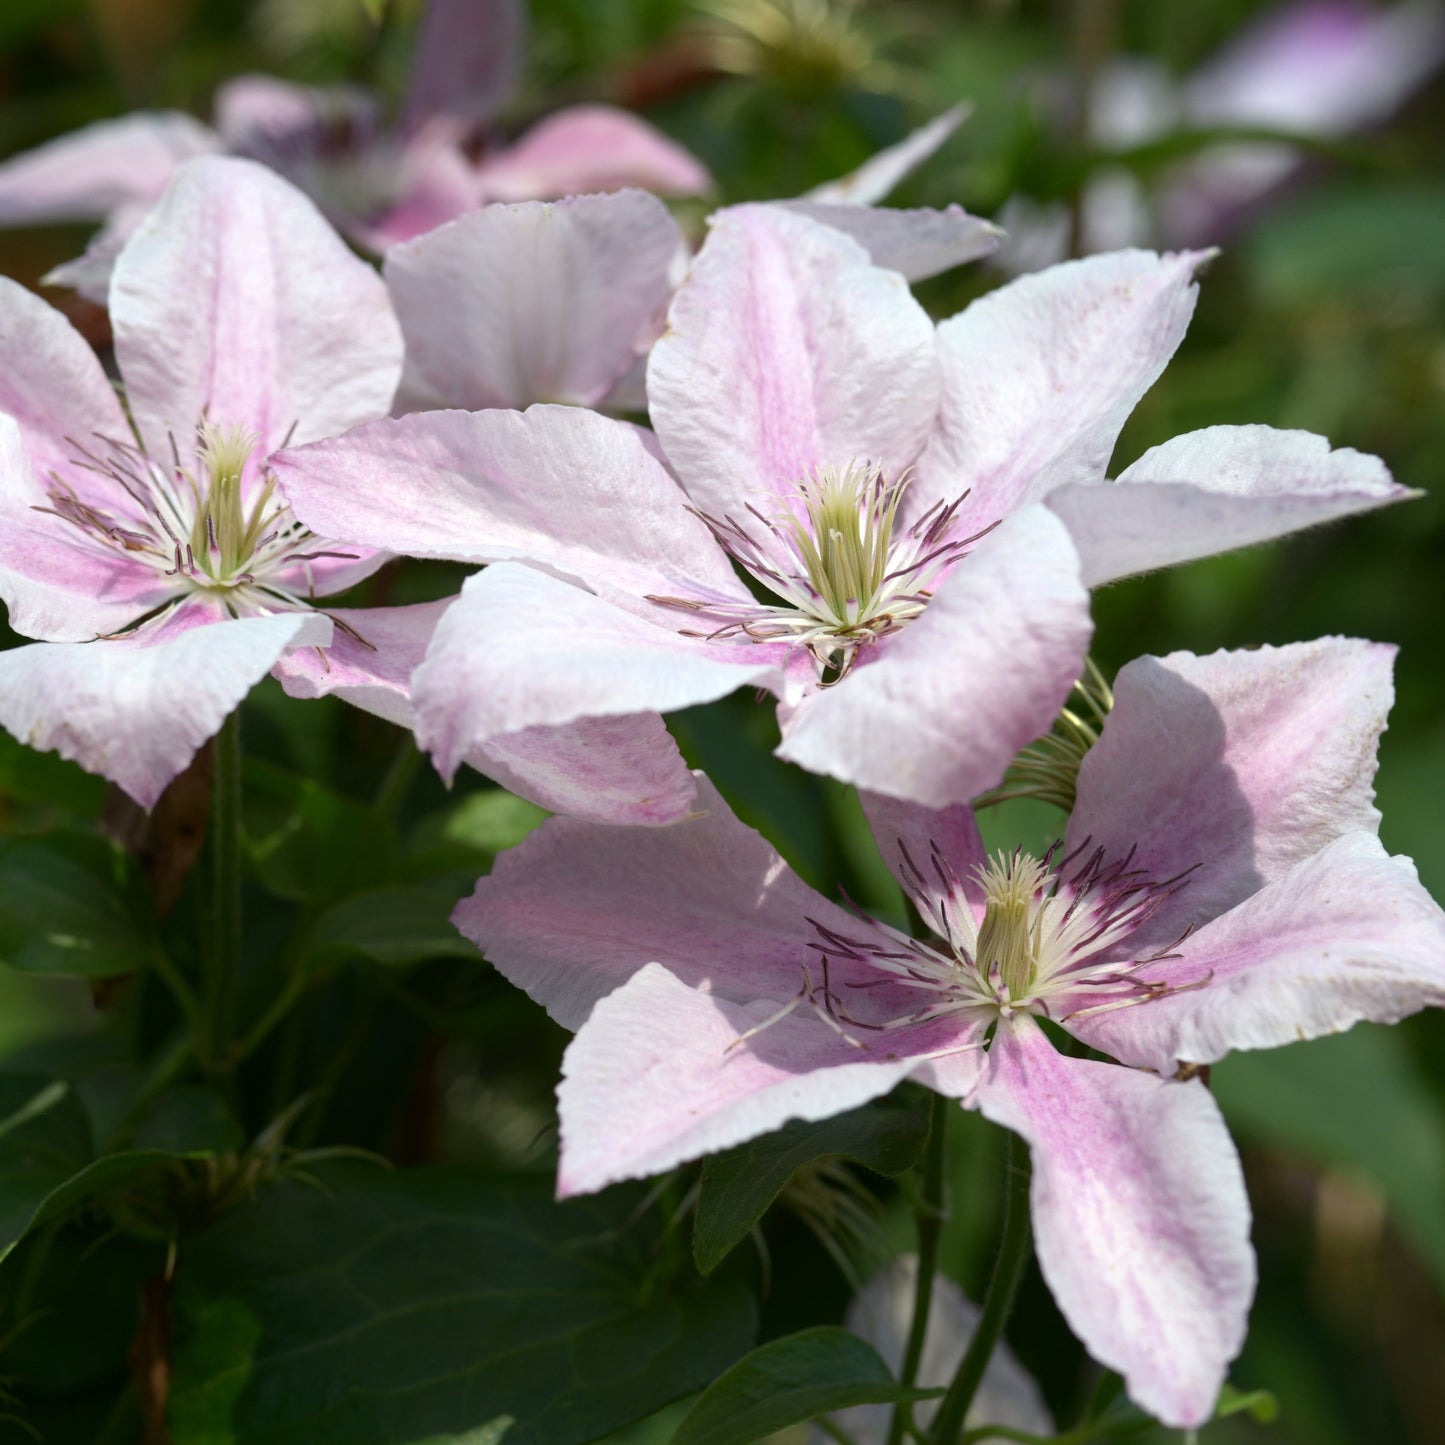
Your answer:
(651, 460), (994, 681)
(188, 421), (274, 584)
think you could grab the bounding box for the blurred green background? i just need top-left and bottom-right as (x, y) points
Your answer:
(0, 1), (1442, 1442)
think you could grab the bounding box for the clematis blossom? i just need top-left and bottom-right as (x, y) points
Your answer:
(0, 0), (709, 302)
(455, 636), (1445, 1426)
(0, 154), (692, 822)
(275, 205), (1408, 811)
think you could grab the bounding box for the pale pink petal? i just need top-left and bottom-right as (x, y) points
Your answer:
(411, 564), (782, 783)
(471, 714), (699, 826)
(1048, 425), (1411, 587)
(0, 599), (329, 807)
(556, 962), (928, 1195)
(805, 106), (968, 206)
(775, 201), (1001, 283)
(777, 507), (1091, 807)
(384, 190), (680, 409)
(110, 156), (402, 459)
(271, 599), (450, 728)
(1067, 638), (1394, 950)
(859, 789), (987, 924)
(272, 405), (746, 605)
(974, 1016), (1253, 1428)
(0, 277), (129, 492)
(828, 1257), (1053, 1443)
(0, 112), (218, 225)
(475, 104), (711, 202)
(648, 206), (938, 518)
(0, 417), (175, 642)
(455, 771), (856, 1026)
(916, 250), (1206, 530)
(1073, 831), (1445, 1073)
(401, 0), (525, 134)
(272, 595), (696, 824)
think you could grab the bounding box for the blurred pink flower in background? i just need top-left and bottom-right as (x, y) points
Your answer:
(996, 0), (1445, 272)
(0, 0), (711, 299)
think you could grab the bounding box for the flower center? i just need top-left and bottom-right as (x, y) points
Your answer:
(41, 421), (359, 633)
(650, 461), (995, 682)
(729, 841), (1204, 1059)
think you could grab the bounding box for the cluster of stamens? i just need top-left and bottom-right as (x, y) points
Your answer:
(732, 839), (1204, 1057)
(38, 420), (358, 637)
(651, 461), (996, 682)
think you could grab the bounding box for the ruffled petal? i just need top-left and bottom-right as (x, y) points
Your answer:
(474, 104), (711, 202)
(411, 564), (781, 783)
(455, 772), (851, 1027)
(648, 206), (938, 518)
(272, 404), (745, 604)
(1072, 831), (1445, 1072)
(556, 962), (929, 1196)
(385, 190), (679, 410)
(1048, 425), (1411, 587)
(110, 156), (402, 459)
(1067, 637), (1394, 950)
(0, 599), (329, 807)
(916, 250), (1205, 529)
(0, 112), (218, 225)
(776, 507), (1091, 807)
(973, 1016), (1253, 1428)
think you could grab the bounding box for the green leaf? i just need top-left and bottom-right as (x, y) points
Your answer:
(0, 1074), (235, 1264)
(1213, 1024), (1445, 1293)
(308, 883), (479, 968)
(0, 831), (161, 978)
(669, 1327), (939, 1445)
(244, 761), (392, 903)
(167, 1163), (757, 1444)
(1217, 1383), (1280, 1424)
(131, 1085), (244, 1155)
(694, 1092), (931, 1273)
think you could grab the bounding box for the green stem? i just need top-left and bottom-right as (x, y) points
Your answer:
(961, 1411), (1152, 1445)
(205, 710), (243, 1070)
(887, 1093), (950, 1445)
(930, 1132), (1033, 1445)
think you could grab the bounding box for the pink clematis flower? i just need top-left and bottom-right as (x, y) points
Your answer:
(0, 155), (401, 805)
(274, 205), (1408, 811)
(454, 636), (1445, 1426)
(0, 0), (710, 301)
(0, 154), (692, 822)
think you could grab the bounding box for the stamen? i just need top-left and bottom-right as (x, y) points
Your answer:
(653, 461), (988, 679)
